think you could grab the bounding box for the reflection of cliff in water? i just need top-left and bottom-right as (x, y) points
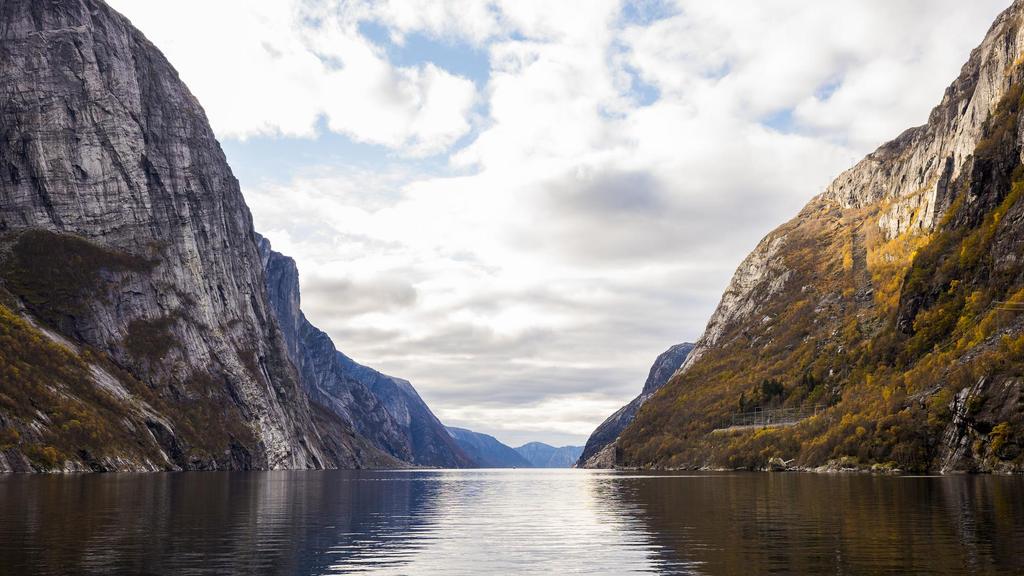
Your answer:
(602, 473), (1024, 575)
(937, 475), (1024, 571)
(276, 471), (440, 575)
(0, 471), (437, 575)
(584, 473), (704, 575)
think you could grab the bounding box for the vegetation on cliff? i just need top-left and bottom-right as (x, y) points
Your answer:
(0, 302), (160, 470)
(1, 230), (156, 331)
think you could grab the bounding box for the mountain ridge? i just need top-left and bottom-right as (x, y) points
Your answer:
(515, 442), (583, 468)
(446, 427), (532, 468)
(619, 0), (1024, 473)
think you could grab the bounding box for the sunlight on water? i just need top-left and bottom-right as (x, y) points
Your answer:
(318, 470), (696, 575)
(0, 469), (1022, 575)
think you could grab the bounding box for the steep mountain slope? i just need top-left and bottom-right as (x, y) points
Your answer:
(577, 343), (693, 468)
(620, 1), (1024, 473)
(0, 0), (388, 471)
(515, 442), (583, 468)
(446, 427), (531, 468)
(260, 237), (473, 468)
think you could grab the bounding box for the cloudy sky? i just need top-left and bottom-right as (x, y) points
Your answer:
(109, 0), (1009, 447)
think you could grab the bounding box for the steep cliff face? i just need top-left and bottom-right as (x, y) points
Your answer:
(447, 427), (531, 468)
(620, 1), (1024, 473)
(258, 237), (473, 468)
(0, 0), (349, 471)
(577, 343), (693, 468)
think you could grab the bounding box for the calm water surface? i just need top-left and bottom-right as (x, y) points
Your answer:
(0, 469), (1022, 575)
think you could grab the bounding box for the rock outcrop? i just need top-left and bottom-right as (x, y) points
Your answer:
(259, 237), (473, 468)
(516, 442), (583, 468)
(619, 1), (1024, 473)
(0, 0), (393, 471)
(446, 427), (531, 468)
(577, 343), (693, 468)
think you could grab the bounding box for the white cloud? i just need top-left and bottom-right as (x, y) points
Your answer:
(107, 0), (1012, 446)
(366, 0), (503, 44)
(107, 0), (477, 154)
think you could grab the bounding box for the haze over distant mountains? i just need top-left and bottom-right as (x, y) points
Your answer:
(446, 428), (531, 468)
(516, 443), (584, 468)
(446, 428), (582, 468)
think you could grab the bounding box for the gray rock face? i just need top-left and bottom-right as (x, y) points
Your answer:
(577, 343), (693, 468)
(515, 442), (583, 468)
(447, 427), (531, 468)
(259, 237), (472, 468)
(0, 0), (364, 471)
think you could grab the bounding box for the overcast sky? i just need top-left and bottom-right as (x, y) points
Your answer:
(109, 0), (1009, 447)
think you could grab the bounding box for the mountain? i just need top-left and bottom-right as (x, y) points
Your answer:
(446, 427), (532, 468)
(515, 442), (583, 468)
(0, 0), (400, 472)
(577, 343), (693, 468)
(259, 237), (472, 468)
(619, 1), (1024, 474)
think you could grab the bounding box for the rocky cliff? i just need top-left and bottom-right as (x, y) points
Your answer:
(577, 343), (693, 468)
(259, 237), (473, 468)
(620, 1), (1024, 473)
(446, 427), (531, 468)
(0, 0), (394, 471)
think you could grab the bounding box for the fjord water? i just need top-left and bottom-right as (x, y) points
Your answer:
(0, 470), (1021, 575)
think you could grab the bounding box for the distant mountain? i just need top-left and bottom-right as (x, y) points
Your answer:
(577, 343), (693, 468)
(260, 237), (473, 469)
(515, 442), (583, 468)
(446, 428), (532, 468)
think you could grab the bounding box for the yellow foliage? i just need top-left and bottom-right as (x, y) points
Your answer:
(866, 229), (931, 315)
(1001, 333), (1024, 360)
(842, 248), (853, 272)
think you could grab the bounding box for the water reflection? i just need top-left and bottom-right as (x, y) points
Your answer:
(0, 470), (1021, 575)
(603, 473), (1024, 575)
